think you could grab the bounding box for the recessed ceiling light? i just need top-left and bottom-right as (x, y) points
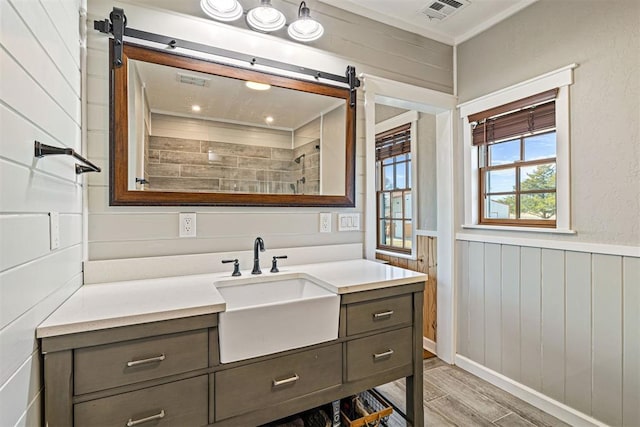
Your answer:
(192, 105), (202, 112)
(265, 116), (274, 124)
(245, 81), (271, 91)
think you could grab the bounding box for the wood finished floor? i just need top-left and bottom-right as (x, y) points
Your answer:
(376, 358), (570, 427)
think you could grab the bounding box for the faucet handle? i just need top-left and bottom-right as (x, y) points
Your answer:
(270, 256), (288, 273)
(221, 259), (241, 276)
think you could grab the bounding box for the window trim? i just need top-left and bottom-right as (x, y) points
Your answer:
(459, 64), (576, 233)
(374, 110), (418, 256)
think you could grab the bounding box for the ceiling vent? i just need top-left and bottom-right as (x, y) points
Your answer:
(177, 73), (210, 87)
(421, 0), (470, 21)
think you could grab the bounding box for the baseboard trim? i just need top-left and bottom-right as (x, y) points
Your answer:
(423, 337), (436, 354)
(454, 355), (608, 427)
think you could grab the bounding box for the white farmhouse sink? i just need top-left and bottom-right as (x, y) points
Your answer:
(214, 273), (339, 363)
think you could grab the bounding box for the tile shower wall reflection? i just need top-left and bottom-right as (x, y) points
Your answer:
(144, 136), (320, 194)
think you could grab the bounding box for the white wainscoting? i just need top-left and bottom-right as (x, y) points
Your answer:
(456, 239), (639, 426)
(0, 0), (83, 425)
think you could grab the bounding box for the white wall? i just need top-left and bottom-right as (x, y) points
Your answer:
(320, 105), (346, 196)
(0, 0), (83, 425)
(86, 0), (453, 260)
(416, 113), (437, 231)
(456, 0), (639, 246)
(151, 113), (293, 149)
(128, 59), (146, 184)
(455, 1), (640, 425)
(293, 117), (320, 149)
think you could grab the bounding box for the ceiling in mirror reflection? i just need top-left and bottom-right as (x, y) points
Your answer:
(132, 60), (343, 131)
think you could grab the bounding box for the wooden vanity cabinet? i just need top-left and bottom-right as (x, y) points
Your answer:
(41, 282), (424, 427)
(40, 315), (217, 427)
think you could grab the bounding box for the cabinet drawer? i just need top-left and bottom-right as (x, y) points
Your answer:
(346, 327), (413, 382)
(346, 294), (412, 335)
(74, 375), (207, 427)
(215, 344), (342, 421)
(75, 329), (208, 395)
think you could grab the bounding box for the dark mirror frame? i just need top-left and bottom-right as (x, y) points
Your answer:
(110, 41), (356, 207)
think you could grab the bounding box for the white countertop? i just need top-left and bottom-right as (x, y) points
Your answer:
(37, 259), (426, 338)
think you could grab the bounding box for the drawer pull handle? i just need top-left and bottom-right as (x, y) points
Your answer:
(126, 354), (166, 367)
(373, 349), (394, 360)
(126, 410), (165, 426)
(272, 374), (300, 387)
(373, 310), (394, 319)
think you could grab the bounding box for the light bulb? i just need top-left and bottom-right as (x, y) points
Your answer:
(200, 0), (243, 22)
(246, 0), (286, 32)
(288, 2), (324, 42)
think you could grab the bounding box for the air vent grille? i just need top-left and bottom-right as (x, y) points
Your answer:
(177, 73), (210, 87)
(438, 0), (464, 8)
(422, 0), (470, 20)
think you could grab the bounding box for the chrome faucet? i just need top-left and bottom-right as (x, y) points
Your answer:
(252, 237), (265, 274)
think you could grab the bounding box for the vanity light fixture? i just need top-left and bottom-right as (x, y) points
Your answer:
(200, 0), (243, 22)
(245, 81), (271, 91)
(200, 0), (324, 42)
(246, 0), (286, 32)
(288, 1), (324, 42)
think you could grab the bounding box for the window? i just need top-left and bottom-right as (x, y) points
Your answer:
(376, 124), (412, 253)
(459, 64), (575, 232)
(471, 90), (558, 227)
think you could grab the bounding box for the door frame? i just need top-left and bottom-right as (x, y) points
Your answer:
(362, 74), (457, 363)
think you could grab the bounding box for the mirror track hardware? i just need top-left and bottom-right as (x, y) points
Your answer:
(34, 141), (101, 175)
(94, 7), (361, 106)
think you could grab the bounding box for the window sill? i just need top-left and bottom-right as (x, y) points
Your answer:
(375, 249), (416, 261)
(461, 224), (576, 235)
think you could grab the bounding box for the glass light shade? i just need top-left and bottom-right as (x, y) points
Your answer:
(287, 3), (324, 42)
(246, 0), (286, 32)
(200, 0), (243, 22)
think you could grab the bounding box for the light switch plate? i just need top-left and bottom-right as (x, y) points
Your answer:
(338, 213), (360, 231)
(49, 212), (60, 250)
(319, 213), (331, 233)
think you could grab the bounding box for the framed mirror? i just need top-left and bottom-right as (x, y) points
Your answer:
(110, 42), (356, 206)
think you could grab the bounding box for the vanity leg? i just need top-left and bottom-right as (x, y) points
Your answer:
(406, 290), (424, 426)
(44, 350), (73, 427)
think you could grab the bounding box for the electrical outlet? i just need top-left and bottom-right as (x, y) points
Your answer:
(179, 213), (197, 237)
(319, 212), (331, 233)
(49, 212), (60, 250)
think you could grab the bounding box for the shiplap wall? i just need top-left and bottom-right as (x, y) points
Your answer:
(0, 0), (83, 425)
(457, 240), (640, 426)
(86, 0), (452, 260)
